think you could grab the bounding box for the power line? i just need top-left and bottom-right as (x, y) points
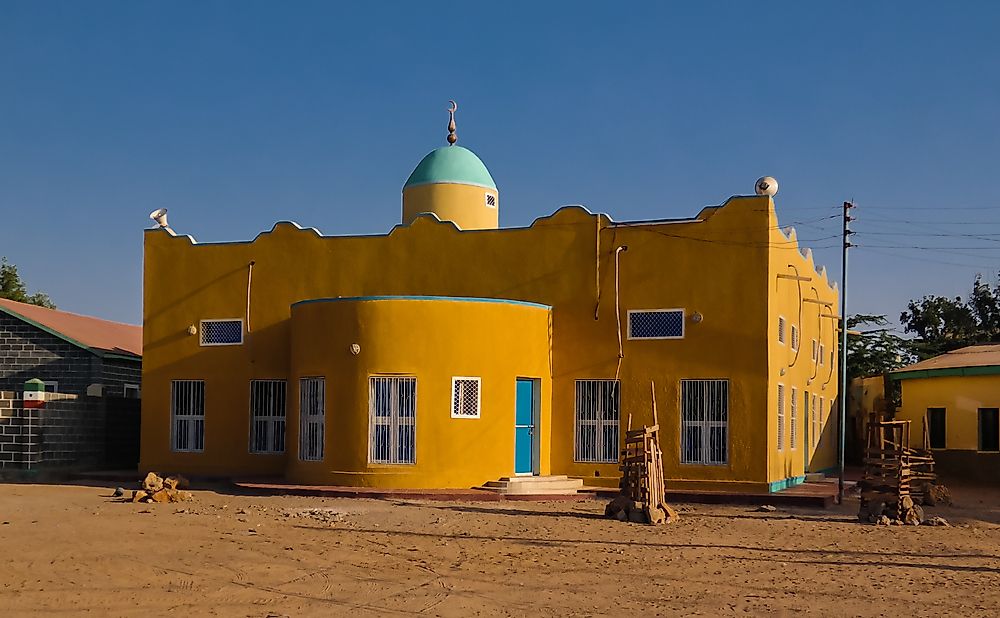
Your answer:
(857, 247), (999, 270)
(858, 244), (1000, 251)
(858, 231), (1000, 242)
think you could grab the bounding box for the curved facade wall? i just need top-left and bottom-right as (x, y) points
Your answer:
(285, 297), (551, 488)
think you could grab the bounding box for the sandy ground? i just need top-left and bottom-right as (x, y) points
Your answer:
(1, 482), (999, 617)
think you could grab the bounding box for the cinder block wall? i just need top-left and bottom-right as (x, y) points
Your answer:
(0, 313), (98, 395)
(0, 391), (137, 471)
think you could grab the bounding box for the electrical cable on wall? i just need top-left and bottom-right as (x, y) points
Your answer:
(808, 287), (822, 384)
(246, 261), (255, 333)
(594, 216), (601, 320)
(787, 264), (803, 368)
(614, 245), (628, 381)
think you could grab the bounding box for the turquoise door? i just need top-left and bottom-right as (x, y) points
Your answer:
(515, 379), (535, 475)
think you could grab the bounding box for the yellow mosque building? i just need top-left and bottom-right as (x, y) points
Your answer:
(140, 106), (840, 493)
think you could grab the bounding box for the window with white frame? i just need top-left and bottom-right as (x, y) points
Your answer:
(777, 384), (786, 451)
(299, 377), (325, 462)
(250, 380), (287, 454)
(819, 344), (826, 365)
(628, 309), (684, 339)
(451, 377), (481, 418)
(681, 379), (729, 465)
(485, 193), (497, 208)
(790, 387), (798, 450)
(811, 339), (818, 362)
(171, 380), (205, 452)
(791, 325), (800, 352)
(820, 396), (825, 433)
(369, 376), (416, 464)
(124, 383), (141, 399)
(575, 380), (620, 463)
(778, 316), (787, 345)
(200, 319), (243, 346)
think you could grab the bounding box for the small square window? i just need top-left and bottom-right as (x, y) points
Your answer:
(124, 384), (141, 399)
(485, 193), (497, 208)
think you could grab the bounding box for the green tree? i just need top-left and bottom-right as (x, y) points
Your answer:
(900, 273), (1000, 358)
(0, 257), (56, 309)
(847, 314), (916, 380)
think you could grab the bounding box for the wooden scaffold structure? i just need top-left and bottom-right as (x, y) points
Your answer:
(858, 416), (946, 524)
(605, 383), (677, 525)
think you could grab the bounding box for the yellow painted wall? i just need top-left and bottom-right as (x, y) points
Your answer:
(766, 221), (841, 483)
(403, 183), (499, 230)
(897, 375), (1000, 451)
(141, 194), (839, 491)
(284, 297), (551, 488)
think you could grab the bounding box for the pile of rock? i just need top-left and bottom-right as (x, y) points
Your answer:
(605, 494), (678, 524)
(857, 495), (949, 527)
(127, 472), (193, 504)
(922, 483), (953, 506)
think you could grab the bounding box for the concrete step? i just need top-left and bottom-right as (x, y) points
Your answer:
(482, 475), (584, 495)
(498, 475), (569, 483)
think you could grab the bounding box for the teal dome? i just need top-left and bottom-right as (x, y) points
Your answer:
(403, 146), (497, 191)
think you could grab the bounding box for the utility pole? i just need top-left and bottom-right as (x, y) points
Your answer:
(838, 201), (855, 503)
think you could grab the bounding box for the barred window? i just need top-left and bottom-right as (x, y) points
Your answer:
(575, 380), (620, 463)
(627, 309), (684, 339)
(812, 393), (819, 447)
(299, 377), (325, 461)
(777, 384), (785, 451)
(200, 319), (243, 346)
(485, 193), (497, 208)
(811, 339), (818, 362)
(790, 387), (798, 450)
(171, 380), (204, 452)
(250, 380), (286, 454)
(819, 344), (826, 365)
(681, 379), (729, 465)
(791, 325), (800, 352)
(778, 316), (787, 345)
(369, 376), (416, 464)
(451, 377), (481, 419)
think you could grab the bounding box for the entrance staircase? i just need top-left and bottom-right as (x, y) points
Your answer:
(480, 475), (584, 496)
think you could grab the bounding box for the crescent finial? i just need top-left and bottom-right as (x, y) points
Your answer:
(447, 100), (458, 145)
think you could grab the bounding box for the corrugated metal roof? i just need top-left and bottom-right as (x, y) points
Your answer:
(894, 343), (1000, 373)
(0, 298), (141, 358)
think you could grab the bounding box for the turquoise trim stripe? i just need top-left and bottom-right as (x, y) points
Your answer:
(292, 295), (552, 310)
(768, 475), (806, 493)
(891, 365), (1000, 381)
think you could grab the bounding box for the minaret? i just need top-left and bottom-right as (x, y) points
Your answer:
(402, 101), (499, 230)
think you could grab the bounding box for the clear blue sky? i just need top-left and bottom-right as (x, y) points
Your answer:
(2, 1), (999, 325)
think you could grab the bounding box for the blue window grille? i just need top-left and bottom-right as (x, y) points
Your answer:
(200, 319), (243, 346)
(628, 310), (685, 339)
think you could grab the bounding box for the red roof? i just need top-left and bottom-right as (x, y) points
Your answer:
(0, 298), (141, 357)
